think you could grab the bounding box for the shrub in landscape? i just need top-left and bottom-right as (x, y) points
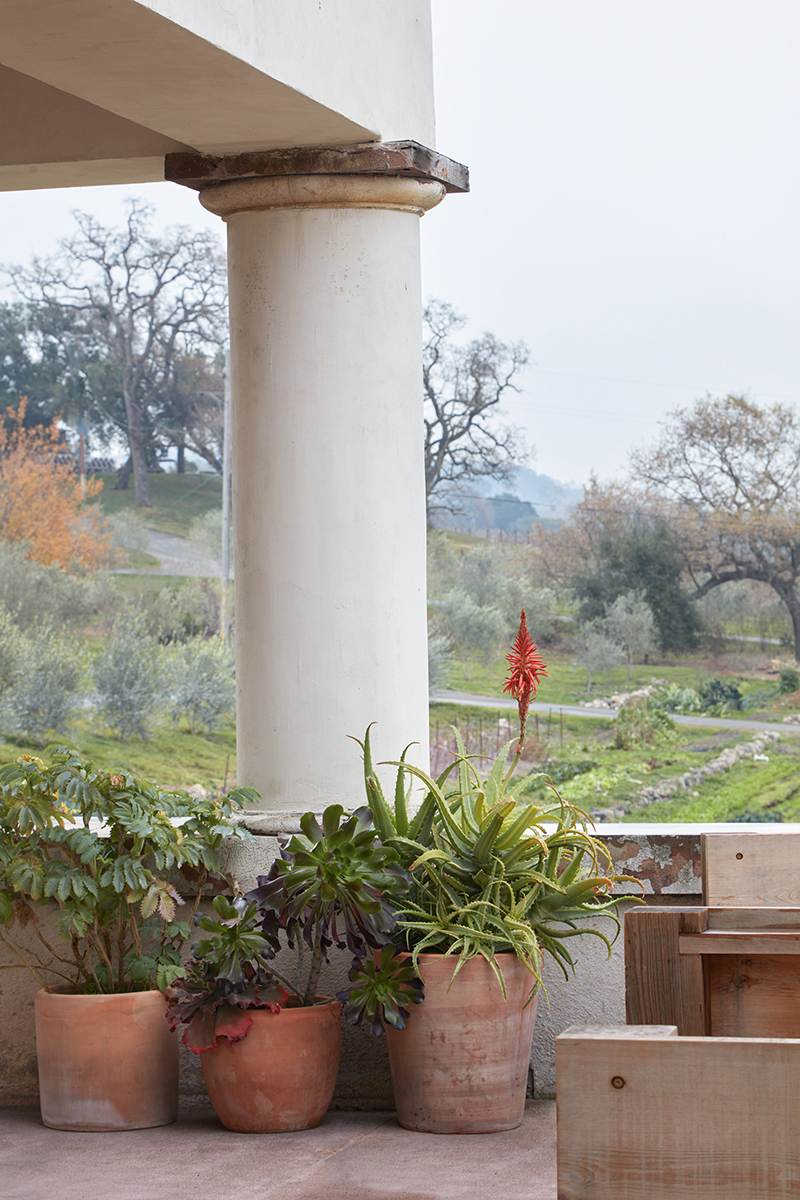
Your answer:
(603, 590), (657, 679)
(651, 684), (704, 714)
(0, 540), (99, 632)
(427, 632), (453, 694)
(573, 623), (625, 693)
(170, 636), (235, 734)
(612, 698), (677, 750)
(699, 678), (743, 712)
(435, 588), (505, 679)
(779, 667), (800, 695)
(0, 617), (88, 747)
(94, 608), (165, 740)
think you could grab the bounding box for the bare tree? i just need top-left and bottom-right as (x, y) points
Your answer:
(423, 300), (530, 520)
(5, 201), (227, 508)
(156, 352), (224, 474)
(632, 394), (800, 660)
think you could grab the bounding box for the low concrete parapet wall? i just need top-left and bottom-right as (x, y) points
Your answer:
(1, 821), (794, 1107)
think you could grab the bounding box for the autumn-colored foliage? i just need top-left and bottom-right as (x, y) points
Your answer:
(0, 402), (113, 571)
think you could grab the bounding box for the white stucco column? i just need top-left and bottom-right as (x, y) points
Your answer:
(199, 171), (446, 814)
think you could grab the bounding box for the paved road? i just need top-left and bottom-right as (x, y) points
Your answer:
(432, 689), (800, 737)
(113, 530), (222, 577)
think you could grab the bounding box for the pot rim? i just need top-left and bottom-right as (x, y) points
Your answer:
(247, 998), (341, 1017)
(35, 987), (166, 1001)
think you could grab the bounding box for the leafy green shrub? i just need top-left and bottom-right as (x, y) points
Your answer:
(0, 749), (254, 993)
(170, 636), (235, 734)
(106, 510), (150, 558)
(612, 699), (677, 750)
(699, 679), (743, 711)
(188, 508), (224, 566)
(435, 589), (505, 679)
(779, 667), (800, 695)
(573, 623), (625, 693)
(93, 608), (165, 740)
(0, 608), (24, 711)
(0, 618), (88, 747)
(651, 684), (704, 714)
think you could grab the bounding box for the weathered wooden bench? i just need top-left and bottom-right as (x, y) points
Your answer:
(626, 831), (800, 1036)
(557, 1024), (800, 1199)
(557, 832), (800, 1198)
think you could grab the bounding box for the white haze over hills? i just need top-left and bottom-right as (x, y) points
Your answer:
(510, 469), (583, 521)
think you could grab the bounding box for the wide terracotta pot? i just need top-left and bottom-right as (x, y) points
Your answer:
(34, 989), (178, 1131)
(384, 953), (538, 1134)
(201, 999), (341, 1133)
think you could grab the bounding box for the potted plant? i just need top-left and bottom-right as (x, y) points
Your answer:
(165, 803), (423, 1132)
(353, 611), (636, 1134)
(0, 747), (255, 1131)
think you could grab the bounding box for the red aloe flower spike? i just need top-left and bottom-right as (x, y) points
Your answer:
(502, 609), (549, 754)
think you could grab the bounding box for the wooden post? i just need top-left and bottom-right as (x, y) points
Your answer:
(624, 907), (709, 1035)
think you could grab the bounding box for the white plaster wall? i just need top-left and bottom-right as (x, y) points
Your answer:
(0, 0), (435, 183)
(226, 200), (431, 811)
(142, 0), (436, 147)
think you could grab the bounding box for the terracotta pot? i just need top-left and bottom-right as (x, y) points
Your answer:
(201, 999), (341, 1133)
(384, 953), (538, 1134)
(35, 989), (178, 1131)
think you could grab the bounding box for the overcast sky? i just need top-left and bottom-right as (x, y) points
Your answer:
(2, 0), (799, 486)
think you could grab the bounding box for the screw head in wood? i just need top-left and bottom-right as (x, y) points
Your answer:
(611, 1076), (625, 1089)
(736, 852), (744, 860)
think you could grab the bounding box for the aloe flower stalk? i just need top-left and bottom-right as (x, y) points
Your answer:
(502, 609), (549, 754)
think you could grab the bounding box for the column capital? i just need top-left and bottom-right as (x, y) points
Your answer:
(197, 174), (447, 218)
(165, 139), (469, 194)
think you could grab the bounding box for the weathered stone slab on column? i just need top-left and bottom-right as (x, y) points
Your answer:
(165, 140), (469, 193)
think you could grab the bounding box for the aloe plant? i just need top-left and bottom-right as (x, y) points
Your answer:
(355, 724), (635, 995)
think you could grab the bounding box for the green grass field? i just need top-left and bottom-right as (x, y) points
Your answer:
(430, 697), (800, 823)
(440, 650), (763, 708)
(0, 720), (236, 794)
(92, 472), (223, 538)
(3, 695), (799, 822)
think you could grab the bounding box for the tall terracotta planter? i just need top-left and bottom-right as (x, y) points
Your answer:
(35, 989), (178, 1131)
(201, 999), (341, 1133)
(384, 954), (538, 1134)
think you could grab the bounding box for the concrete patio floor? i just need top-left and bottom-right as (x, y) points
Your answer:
(0, 1102), (557, 1200)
